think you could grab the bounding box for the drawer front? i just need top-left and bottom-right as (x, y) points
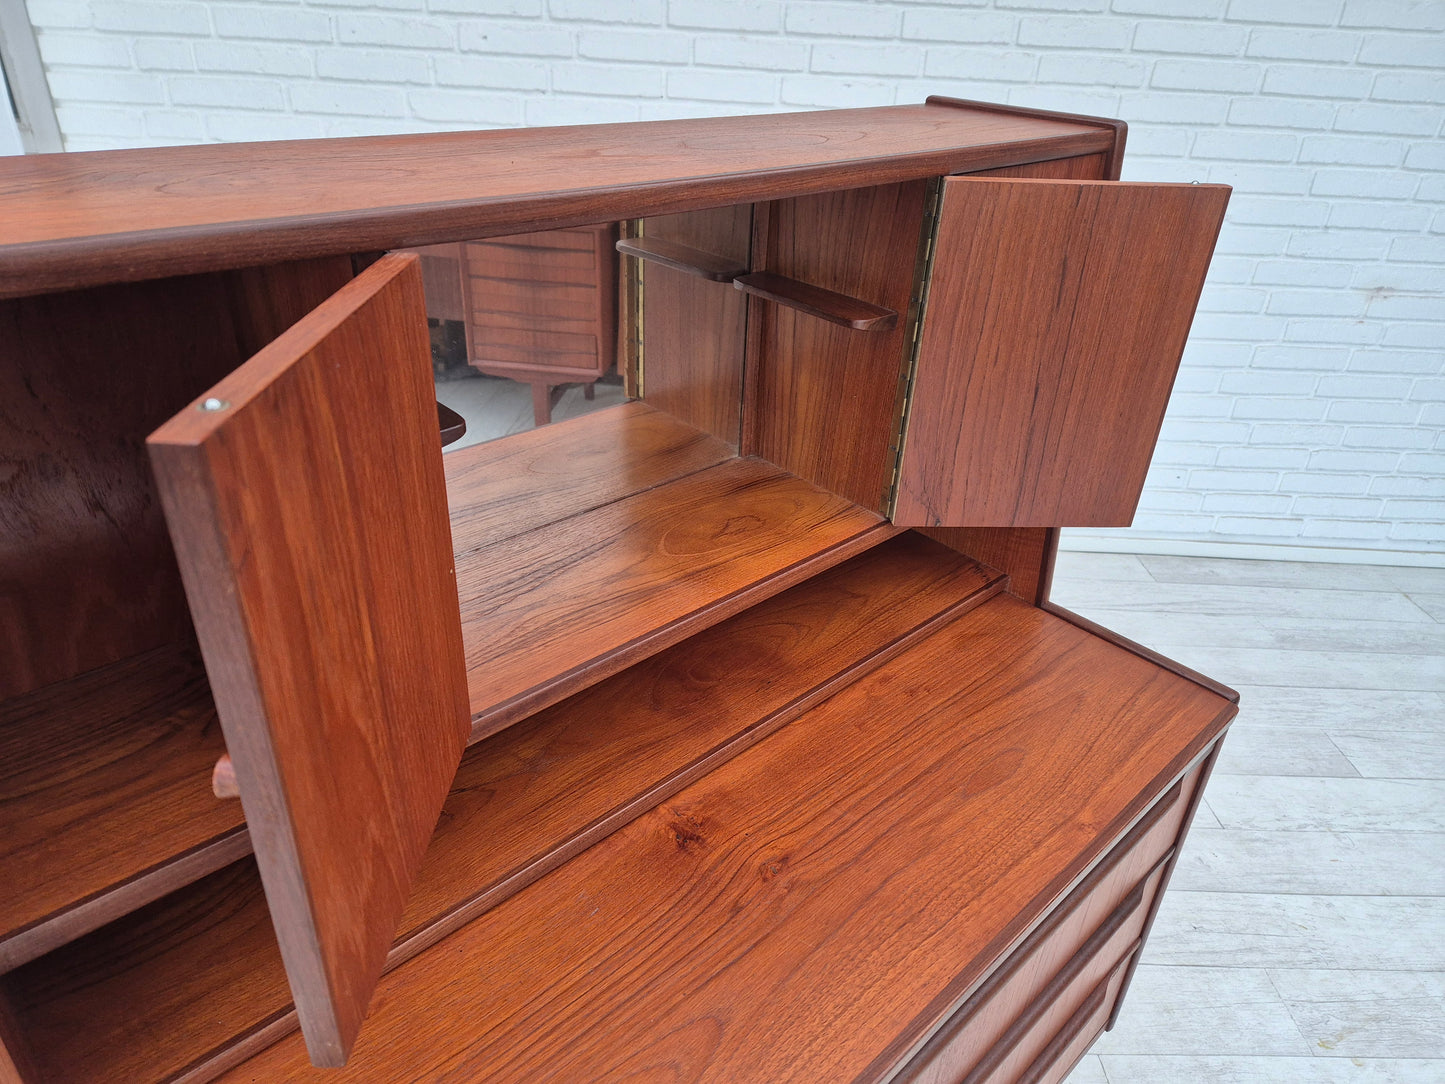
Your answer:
(897, 760), (1204, 1084)
(971, 864), (1165, 1084)
(1022, 952), (1133, 1084)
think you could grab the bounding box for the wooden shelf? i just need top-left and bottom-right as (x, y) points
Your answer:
(2, 535), (1003, 1084)
(734, 271), (898, 331)
(615, 237), (748, 282)
(0, 646), (247, 973)
(445, 402), (894, 740)
(210, 593), (1234, 1083)
(442, 401), (733, 556)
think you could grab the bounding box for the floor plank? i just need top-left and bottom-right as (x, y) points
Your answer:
(1172, 829), (1445, 896)
(1050, 580), (1435, 624)
(1212, 727), (1360, 778)
(1142, 647), (1445, 692)
(1221, 686), (1445, 733)
(1089, 965), (1310, 1057)
(1268, 969), (1445, 1059)
(1205, 776), (1445, 833)
(1406, 593), (1445, 622)
(1051, 551), (1154, 583)
(1056, 553), (1445, 1084)
(1136, 555), (1414, 592)
(1096, 1054), (1445, 1083)
(1145, 892), (1445, 971)
(1330, 731), (1445, 780)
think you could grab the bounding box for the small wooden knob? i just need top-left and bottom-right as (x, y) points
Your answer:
(212, 754), (239, 799)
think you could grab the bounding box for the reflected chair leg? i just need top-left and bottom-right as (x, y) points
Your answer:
(531, 382), (552, 427)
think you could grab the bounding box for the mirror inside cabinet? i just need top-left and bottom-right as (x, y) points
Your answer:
(396, 205), (753, 455)
(398, 223), (628, 452)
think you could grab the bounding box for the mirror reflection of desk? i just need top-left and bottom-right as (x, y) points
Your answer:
(408, 225), (617, 425)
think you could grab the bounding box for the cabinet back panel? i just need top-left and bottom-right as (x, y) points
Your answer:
(0, 258), (353, 699)
(635, 205), (751, 448)
(748, 181), (926, 510)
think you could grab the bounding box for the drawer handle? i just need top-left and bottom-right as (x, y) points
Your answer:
(1016, 979), (1110, 1084)
(961, 877), (1151, 1084)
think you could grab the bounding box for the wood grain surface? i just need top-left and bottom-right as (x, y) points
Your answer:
(892, 767), (1196, 1084)
(456, 455), (893, 738)
(0, 644), (245, 972)
(919, 527), (1058, 606)
(749, 181), (927, 511)
(147, 253), (470, 1066)
(733, 271), (898, 330)
(444, 401), (733, 557)
(0, 104), (1113, 298)
(896, 157), (1107, 607)
(4, 535), (1000, 1084)
(2, 858), (288, 1084)
(217, 593), (1235, 1084)
(927, 95), (1127, 180)
(0, 257), (352, 698)
(894, 178), (1230, 527)
(635, 204), (752, 446)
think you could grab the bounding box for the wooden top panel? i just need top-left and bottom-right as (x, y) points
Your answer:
(220, 593), (1234, 1084)
(146, 254), (470, 1066)
(0, 103), (1113, 298)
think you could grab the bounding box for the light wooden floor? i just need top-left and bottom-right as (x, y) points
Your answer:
(1052, 550), (1445, 1084)
(435, 371), (628, 451)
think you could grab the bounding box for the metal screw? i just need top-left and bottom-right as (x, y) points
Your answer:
(199, 397), (230, 412)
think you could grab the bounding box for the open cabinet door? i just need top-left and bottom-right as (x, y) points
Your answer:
(147, 253), (470, 1067)
(893, 178), (1229, 528)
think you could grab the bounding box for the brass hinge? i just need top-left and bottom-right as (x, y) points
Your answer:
(883, 176), (945, 517)
(621, 218), (645, 399)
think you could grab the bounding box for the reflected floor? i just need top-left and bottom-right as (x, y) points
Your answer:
(436, 372), (630, 453)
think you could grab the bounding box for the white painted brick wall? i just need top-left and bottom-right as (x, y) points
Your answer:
(17, 0), (1445, 559)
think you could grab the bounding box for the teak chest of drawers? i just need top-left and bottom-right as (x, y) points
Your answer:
(0, 97), (1236, 1083)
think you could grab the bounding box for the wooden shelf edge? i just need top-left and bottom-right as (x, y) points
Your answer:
(1040, 602), (1240, 705)
(734, 271), (898, 331)
(615, 236), (747, 282)
(0, 827), (250, 974)
(466, 518), (904, 744)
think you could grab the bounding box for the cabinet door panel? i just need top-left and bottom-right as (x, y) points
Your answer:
(146, 253), (470, 1067)
(894, 178), (1228, 527)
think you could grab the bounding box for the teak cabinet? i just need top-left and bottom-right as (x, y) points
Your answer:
(0, 98), (1237, 1084)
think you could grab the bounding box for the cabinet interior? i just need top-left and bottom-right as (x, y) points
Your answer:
(0, 111), (1233, 1083)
